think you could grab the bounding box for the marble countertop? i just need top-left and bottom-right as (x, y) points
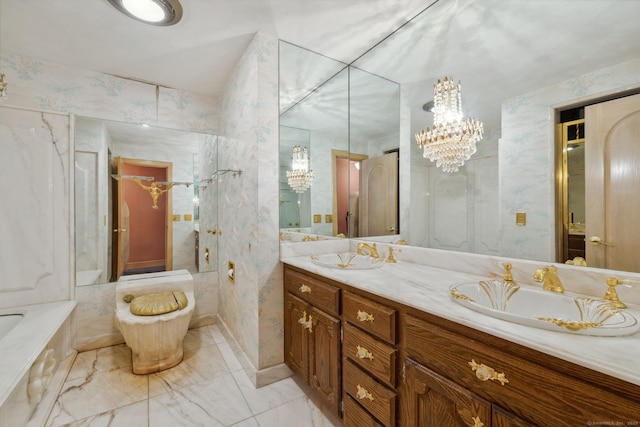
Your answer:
(281, 255), (640, 387)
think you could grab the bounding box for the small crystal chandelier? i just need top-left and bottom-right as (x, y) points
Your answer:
(286, 145), (314, 194)
(415, 76), (483, 173)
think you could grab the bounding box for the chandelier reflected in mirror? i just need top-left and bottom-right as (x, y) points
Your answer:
(415, 76), (483, 173)
(286, 145), (314, 193)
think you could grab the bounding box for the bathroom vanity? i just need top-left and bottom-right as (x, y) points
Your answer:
(282, 259), (640, 426)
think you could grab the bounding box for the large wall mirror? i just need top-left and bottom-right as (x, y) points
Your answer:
(74, 117), (218, 286)
(279, 41), (406, 239)
(279, 0), (640, 274)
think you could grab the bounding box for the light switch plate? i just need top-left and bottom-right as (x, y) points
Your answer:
(325, 214), (333, 223)
(516, 212), (526, 226)
(313, 214), (321, 223)
(184, 214), (192, 221)
(173, 214), (180, 222)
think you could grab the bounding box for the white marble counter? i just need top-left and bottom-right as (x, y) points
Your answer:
(281, 253), (640, 388)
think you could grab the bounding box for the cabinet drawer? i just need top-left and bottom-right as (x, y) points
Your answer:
(284, 269), (340, 315)
(343, 322), (396, 387)
(403, 314), (640, 425)
(343, 359), (396, 427)
(343, 291), (396, 344)
(344, 395), (384, 427)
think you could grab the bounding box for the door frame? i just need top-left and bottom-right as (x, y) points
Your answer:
(114, 157), (173, 279)
(332, 149), (368, 237)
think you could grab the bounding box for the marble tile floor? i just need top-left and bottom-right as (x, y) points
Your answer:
(45, 324), (342, 427)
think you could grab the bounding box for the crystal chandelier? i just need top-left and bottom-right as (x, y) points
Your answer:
(415, 76), (483, 173)
(286, 145), (314, 194)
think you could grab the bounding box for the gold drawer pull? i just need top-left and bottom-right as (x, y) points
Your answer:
(355, 345), (374, 360)
(299, 284), (311, 293)
(472, 416), (484, 427)
(356, 384), (374, 401)
(468, 359), (509, 386)
(356, 310), (374, 322)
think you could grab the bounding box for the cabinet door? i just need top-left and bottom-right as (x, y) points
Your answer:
(402, 358), (491, 427)
(308, 306), (342, 416)
(284, 292), (309, 383)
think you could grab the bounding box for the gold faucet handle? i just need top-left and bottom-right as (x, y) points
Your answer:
(502, 263), (513, 282)
(602, 277), (640, 309)
(385, 247), (397, 263)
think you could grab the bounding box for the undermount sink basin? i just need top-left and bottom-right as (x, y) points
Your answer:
(311, 252), (384, 270)
(450, 281), (639, 336)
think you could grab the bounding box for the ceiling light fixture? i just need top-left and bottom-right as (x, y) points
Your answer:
(415, 77), (483, 173)
(108, 0), (183, 26)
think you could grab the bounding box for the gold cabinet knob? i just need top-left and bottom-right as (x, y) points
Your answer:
(298, 311), (307, 325)
(299, 284), (311, 293)
(207, 229), (217, 234)
(468, 359), (509, 386)
(356, 310), (374, 322)
(355, 345), (374, 360)
(356, 384), (374, 401)
(305, 315), (313, 333)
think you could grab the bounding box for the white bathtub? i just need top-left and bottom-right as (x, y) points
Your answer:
(0, 301), (76, 427)
(0, 314), (23, 340)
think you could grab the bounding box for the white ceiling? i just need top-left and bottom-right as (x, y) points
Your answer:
(0, 0), (432, 99)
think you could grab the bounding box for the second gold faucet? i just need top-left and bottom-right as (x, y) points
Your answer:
(357, 243), (379, 259)
(534, 266), (564, 293)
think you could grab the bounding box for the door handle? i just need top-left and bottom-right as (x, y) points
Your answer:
(387, 226), (396, 232)
(113, 228), (127, 232)
(589, 236), (613, 246)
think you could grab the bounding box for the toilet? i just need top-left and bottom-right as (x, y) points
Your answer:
(115, 270), (195, 374)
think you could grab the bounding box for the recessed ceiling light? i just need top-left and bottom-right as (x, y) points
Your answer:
(108, 0), (183, 26)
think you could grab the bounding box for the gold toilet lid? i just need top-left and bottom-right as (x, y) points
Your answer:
(128, 291), (188, 316)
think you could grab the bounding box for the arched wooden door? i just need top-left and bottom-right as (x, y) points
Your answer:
(585, 93), (640, 272)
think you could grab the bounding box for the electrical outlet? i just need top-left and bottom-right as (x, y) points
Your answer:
(184, 214), (192, 221)
(313, 214), (321, 223)
(172, 214), (180, 221)
(325, 214), (333, 223)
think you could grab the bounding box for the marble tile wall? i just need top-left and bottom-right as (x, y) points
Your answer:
(218, 32), (283, 381)
(500, 57), (640, 261)
(0, 106), (71, 310)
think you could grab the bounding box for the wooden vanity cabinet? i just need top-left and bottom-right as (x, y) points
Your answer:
(283, 264), (640, 426)
(284, 268), (342, 416)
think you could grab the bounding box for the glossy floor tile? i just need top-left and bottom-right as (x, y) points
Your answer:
(45, 324), (342, 426)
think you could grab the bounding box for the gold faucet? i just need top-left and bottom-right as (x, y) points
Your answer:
(357, 242), (379, 259)
(533, 266), (564, 293)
